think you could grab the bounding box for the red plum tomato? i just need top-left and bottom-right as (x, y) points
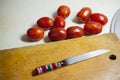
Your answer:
(57, 5), (71, 18)
(77, 7), (92, 23)
(90, 13), (108, 25)
(27, 27), (44, 40)
(84, 21), (102, 34)
(37, 17), (54, 30)
(54, 16), (66, 28)
(48, 28), (67, 41)
(66, 26), (84, 38)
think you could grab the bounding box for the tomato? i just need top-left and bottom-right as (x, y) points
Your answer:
(48, 28), (67, 41)
(90, 13), (108, 25)
(77, 7), (92, 23)
(37, 17), (54, 30)
(84, 21), (102, 34)
(57, 5), (71, 18)
(54, 16), (66, 28)
(27, 27), (44, 40)
(66, 26), (84, 38)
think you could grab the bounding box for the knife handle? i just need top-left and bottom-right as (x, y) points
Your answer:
(33, 60), (67, 75)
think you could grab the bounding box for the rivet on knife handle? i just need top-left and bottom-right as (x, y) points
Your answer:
(33, 60), (68, 75)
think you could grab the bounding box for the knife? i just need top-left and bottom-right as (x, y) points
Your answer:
(33, 49), (110, 75)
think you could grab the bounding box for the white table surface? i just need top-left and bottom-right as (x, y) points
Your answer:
(0, 0), (120, 50)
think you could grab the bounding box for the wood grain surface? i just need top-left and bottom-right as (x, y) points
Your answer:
(0, 33), (120, 80)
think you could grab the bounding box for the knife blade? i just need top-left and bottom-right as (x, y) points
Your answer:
(33, 49), (110, 75)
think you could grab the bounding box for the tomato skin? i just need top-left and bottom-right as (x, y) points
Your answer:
(77, 7), (92, 23)
(57, 5), (71, 18)
(37, 17), (54, 30)
(48, 28), (67, 41)
(27, 27), (44, 40)
(54, 16), (66, 28)
(66, 26), (84, 38)
(90, 13), (108, 25)
(84, 21), (102, 34)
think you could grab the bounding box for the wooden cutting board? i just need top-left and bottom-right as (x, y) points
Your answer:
(0, 33), (120, 80)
